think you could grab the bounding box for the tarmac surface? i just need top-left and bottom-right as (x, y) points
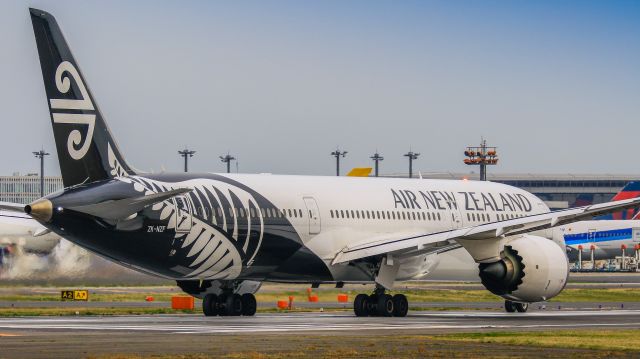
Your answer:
(0, 310), (639, 358)
(0, 300), (637, 311)
(1, 309), (639, 335)
(0, 272), (639, 357)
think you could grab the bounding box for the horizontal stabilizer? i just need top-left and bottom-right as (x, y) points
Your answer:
(0, 202), (26, 213)
(67, 188), (191, 221)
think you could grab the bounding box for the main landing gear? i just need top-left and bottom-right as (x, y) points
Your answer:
(203, 292), (257, 317)
(353, 287), (408, 317)
(504, 300), (528, 313)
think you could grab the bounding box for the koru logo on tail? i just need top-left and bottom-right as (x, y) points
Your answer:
(49, 61), (95, 160)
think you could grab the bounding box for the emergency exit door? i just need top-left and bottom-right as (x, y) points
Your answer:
(303, 197), (321, 235)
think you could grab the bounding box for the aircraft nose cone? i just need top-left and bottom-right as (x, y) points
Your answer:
(480, 261), (506, 280)
(25, 199), (53, 222)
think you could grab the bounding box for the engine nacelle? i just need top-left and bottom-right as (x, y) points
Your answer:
(478, 235), (568, 303)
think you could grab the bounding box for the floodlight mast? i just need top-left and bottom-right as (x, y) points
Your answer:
(219, 153), (236, 174)
(463, 138), (498, 181)
(403, 150), (420, 178)
(33, 149), (50, 197)
(178, 148), (196, 172)
(370, 152), (384, 177)
(331, 149), (347, 176)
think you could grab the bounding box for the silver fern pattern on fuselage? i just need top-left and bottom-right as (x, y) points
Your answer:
(108, 144), (263, 280)
(123, 176), (265, 279)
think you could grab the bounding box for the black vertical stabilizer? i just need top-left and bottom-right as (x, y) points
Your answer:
(29, 8), (134, 188)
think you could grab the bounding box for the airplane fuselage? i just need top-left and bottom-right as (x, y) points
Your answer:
(44, 172), (551, 283)
(559, 220), (640, 261)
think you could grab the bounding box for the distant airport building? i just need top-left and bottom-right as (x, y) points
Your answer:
(0, 173), (64, 204)
(384, 172), (638, 209)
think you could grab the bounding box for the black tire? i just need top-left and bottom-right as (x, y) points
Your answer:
(376, 294), (394, 317)
(392, 294), (408, 317)
(219, 293), (243, 316)
(218, 294), (231, 316)
(504, 300), (516, 313)
(202, 294), (218, 316)
(514, 302), (529, 313)
(367, 294), (378, 316)
(230, 293), (243, 316)
(241, 293), (257, 316)
(354, 294), (369, 317)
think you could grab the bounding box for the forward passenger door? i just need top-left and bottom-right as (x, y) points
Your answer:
(303, 197), (321, 235)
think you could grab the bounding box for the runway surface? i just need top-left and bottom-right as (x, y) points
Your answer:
(0, 310), (639, 358)
(1, 310), (640, 335)
(0, 300), (637, 311)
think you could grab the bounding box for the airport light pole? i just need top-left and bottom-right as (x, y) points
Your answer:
(331, 148), (347, 176)
(463, 138), (498, 181)
(178, 148), (196, 172)
(33, 149), (50, 197)
(403, 150), (420, 178)
(220, 153), (236, 173)
(370, 152), (384, 177)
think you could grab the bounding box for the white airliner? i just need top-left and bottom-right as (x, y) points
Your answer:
(14, 8), (640, 318)
(0, 207), (60, 255)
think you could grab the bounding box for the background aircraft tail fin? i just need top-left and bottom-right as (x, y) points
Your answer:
(596, 181), (640, 220)
(30, 8), (134, 189)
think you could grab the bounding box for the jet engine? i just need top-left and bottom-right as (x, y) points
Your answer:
(478, 235), (568, 303)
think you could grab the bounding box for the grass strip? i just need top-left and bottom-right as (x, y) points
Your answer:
(429, 330), (640, 352)
(2, 287), (640, 304)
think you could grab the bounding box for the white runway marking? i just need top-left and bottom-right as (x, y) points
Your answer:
(1, 310), (639, 335)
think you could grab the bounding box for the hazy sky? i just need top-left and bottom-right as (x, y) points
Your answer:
(1, 1), (638, 177)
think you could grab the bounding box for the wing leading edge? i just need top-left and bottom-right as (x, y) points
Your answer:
(332, 196), (640, 265)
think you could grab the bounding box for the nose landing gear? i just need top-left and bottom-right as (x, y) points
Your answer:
(504, 300), (529, 313)
(354, 288), (408, 317)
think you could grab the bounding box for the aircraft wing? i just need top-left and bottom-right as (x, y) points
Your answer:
(332, 196), (640, 264)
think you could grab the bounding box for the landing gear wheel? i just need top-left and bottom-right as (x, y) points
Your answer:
(230, 293), (243, 316)
(376, 294), (394, 317)
(218, 294), (230, 316)
(219, 294), (242, 316)
(354, 294), (370, 317)
(203, 294), (218, 316)
(367, 294), (378, 315)
(392, 294), (408, 317)
(514, 302), (528, 313)
(241, 293), (257, 316)
(504, 300), (516, 313)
